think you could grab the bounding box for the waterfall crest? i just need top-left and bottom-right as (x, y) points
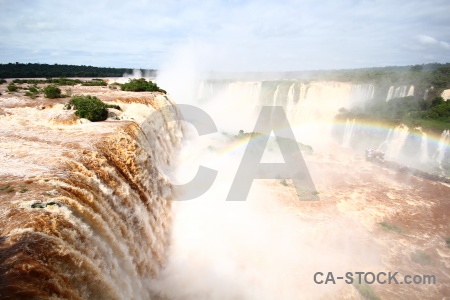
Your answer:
(0, 94), (183, 299)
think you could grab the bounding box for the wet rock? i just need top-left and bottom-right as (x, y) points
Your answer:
(107, 108), (122, 120)
(79, 118), (91, 124)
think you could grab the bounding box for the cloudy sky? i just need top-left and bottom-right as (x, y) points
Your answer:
(0, 0), (449, 71)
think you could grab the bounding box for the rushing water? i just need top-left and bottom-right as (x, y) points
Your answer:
(149, 78), (450, 299)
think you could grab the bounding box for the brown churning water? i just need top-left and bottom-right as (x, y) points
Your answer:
(0, 91), (182, 299)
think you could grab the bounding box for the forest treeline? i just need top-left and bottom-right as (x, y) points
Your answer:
(0, 62), (156, 78)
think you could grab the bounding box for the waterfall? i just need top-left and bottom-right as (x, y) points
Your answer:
(441, 89), (450, 101)
(369, 84), (375, 99)
(270, 84), (280, 122)
(342, 119), (355, 147)
(386, 86), (410, 101)
(423, 89), (429, 100)
(394, 86), (407, 98)
(286, 83), (296, 120)
(377, 129), (392, 152)
(0, 96), (183, 299)
(385, 124), (409, 158)
(407, 85), (415, 97)
(272, 84), (280, 107)
(415, 127), (429, 163)
(420, 132), (429, 163)
(352, 84), (375, 101)
(386, 86), (394, 101)
(226, 82), (261, 108)
(435, 130), (450, 164)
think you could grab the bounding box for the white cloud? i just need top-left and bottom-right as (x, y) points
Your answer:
(440, 41), (450, 50)
(0, 0), (449, 70)
(417, 34), (438, 45)
(416, 34), (450, 51)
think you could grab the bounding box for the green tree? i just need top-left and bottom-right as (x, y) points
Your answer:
(43, 85), (61, 98)
(120, 78), (166, 93)
(431, 96), (444, 107)
(410, 65), (423, 72)
(7, 84), (18, 92)
(68, 95), (109, 122)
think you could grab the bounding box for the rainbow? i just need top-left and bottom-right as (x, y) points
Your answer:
(333, 118), (450, 149)
(214, 118), (450, 159)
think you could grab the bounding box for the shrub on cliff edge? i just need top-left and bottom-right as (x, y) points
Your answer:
(68, 95), (108, 122)
(120, 78), (166, 93)
(43, 85), (61, 98)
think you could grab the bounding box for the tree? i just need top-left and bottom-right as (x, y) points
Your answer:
(43, 85), (61, 98)
(68, 95), (109, 122)
(431, 96), (444, 107)
(120, 78), (166, 93)
(7, 84), (18, 92)
(410, 65), (423, 72)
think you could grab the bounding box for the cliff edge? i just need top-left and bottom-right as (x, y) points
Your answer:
(0, 85), (182, 299)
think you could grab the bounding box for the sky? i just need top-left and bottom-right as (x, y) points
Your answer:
(0, 0), (449, 72)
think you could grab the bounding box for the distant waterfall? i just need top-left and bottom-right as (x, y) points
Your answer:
(286, 84), (296, 120)
(342, 119), (355, 147)
(394, 86), (407, 98)
(386, 86), (411, 101)
(415, 127), (429, 163)
(226, 82), (262, 108)
(435, 130), (450, 164)
(407, 85), (415, 97)
(386, 86), (394, 101)
(350, 84), (374, 101)
(378, 129), (393, 152)
(386, 124), (409, 158)
(272, 85), (280, 106)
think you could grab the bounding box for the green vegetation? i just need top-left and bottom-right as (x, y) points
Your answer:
(12, 78), (83, 85)
(28, 86), (38, 93)
(417, 97), (450, 121)
(280, 179), (288, 186)
(19, 188), (28, 193)
(120, 78), (166, 93)
(379, 221), (403, 233)
(43, 85), (62, 98)
(334, 64), (450, 132)
(411, 250), (432, 265)
(338, 95), (450, 133)
(430, 66), (450, 89)
(0, 62), (156, 78)
(353, 283), (380, 300)
(68, 95), (120, 122)
(81, 79), (107, 86)
(0, 79), (6, 84)
(7, 84), (18, 92)
(25, 86), (40, 98)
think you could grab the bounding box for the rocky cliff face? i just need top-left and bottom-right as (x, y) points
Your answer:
(0, 86), (182, 299)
